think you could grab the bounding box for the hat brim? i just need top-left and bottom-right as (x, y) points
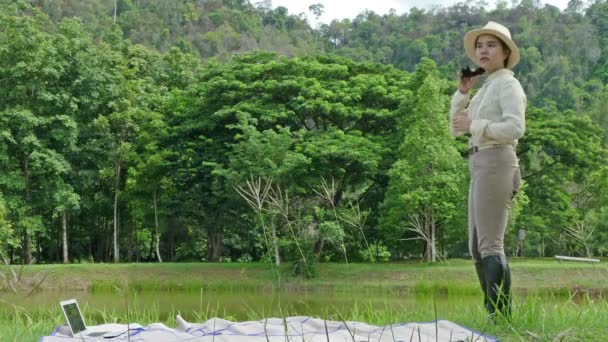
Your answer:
(464, 28), (520, 69)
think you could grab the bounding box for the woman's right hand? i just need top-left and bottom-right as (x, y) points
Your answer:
(458, 73), (479, 94)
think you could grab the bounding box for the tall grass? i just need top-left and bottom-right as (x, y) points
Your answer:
(2, 289), (607, 342)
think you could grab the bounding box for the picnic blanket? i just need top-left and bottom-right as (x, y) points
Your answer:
(40, 315), (498, 341)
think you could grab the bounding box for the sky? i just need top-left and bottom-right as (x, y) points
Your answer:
(269, 0), (571, 25)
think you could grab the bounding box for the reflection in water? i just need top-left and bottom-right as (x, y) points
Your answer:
(1, 287), (595, 325)
(2, 289), (474, 322)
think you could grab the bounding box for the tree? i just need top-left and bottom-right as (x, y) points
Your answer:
(308, 3), (324, 28)
(0, 6), (81, 263)
(125, 112), (172, 262)
(380, 58), (467, 261)
(171, 51), (410, 262)
(53, 185), (80, 263)
(517, 105), (605, 256)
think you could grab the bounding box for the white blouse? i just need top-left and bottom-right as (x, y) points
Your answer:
(449, 68), (526, 147)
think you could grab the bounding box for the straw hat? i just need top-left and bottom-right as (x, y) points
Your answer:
(463, 21), (520, 69)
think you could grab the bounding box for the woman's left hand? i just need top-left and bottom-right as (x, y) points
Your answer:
(452, 115), (471, 133)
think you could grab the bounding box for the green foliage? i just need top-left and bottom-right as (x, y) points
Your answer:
(0, 194), (18, 260)
(174, 51), (410, 262)
(175, 226), (208, 262)
(517, 105), (605, 256)
(380, 59), (467, 259)
(0, 1), (607, 264)
(358, 243), (391, 262)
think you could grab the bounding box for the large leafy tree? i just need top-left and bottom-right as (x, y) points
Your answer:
(517, 104), (605, 256)
(170, 52), (410, 261)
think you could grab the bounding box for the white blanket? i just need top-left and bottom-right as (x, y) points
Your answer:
(41, 316), (497, 341)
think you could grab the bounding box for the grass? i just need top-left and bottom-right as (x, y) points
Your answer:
(5, 258), (608, 295)
(1, 259), (607, 341)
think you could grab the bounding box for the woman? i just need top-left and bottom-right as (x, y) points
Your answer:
(450, 21), (526, 319)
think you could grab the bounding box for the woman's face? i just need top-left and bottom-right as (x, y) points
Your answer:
(475, 34), (510, 73)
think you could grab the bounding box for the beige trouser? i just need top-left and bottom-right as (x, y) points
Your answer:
(468, 146), (521, 259)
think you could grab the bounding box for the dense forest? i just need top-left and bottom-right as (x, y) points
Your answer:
(1, 0), (607, 270)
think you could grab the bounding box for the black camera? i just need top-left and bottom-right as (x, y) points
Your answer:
(460, 66), (485, 78)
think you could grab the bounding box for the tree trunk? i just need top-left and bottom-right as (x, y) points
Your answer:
(133, 221), (138, 262)
(62, 211), (68, 263)
(23, 231), (32, 264)
(36, 233), (42, 263)
(22, 156), (32, 264)
(207, 228), (222, 262)
(430, 223), (436, 262)
(207, 212), (224, 262)
(113, 0), (117, 24)
(107, 217), (112, 262)
(425, 207), (436, 263)
(113, 161), (121, 263)
(153, 188), (162, 262)
(314, 238), (324, 261)
(169, 228), (174, 262)
(271, 219), (280, 266)
(167, 217), (175, 262)
(148, 229), (155, 261)
(96, 216), (102, 262)
(127, 208), (133, 262)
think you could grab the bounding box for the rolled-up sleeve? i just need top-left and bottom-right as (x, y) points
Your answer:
(449, 90), (470, 136)
(477, 80), (526, 143)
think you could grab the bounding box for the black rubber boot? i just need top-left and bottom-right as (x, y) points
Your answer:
(474, 260), (488, 308)
(481, 254), (512, 320)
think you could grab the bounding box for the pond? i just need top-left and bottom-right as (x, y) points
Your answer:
(2, 287), (488, 323)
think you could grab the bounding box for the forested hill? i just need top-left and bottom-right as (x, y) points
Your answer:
(0, 0), (607, 267)
(29, 0), (318, 59)
(23, 0), (608, 112)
